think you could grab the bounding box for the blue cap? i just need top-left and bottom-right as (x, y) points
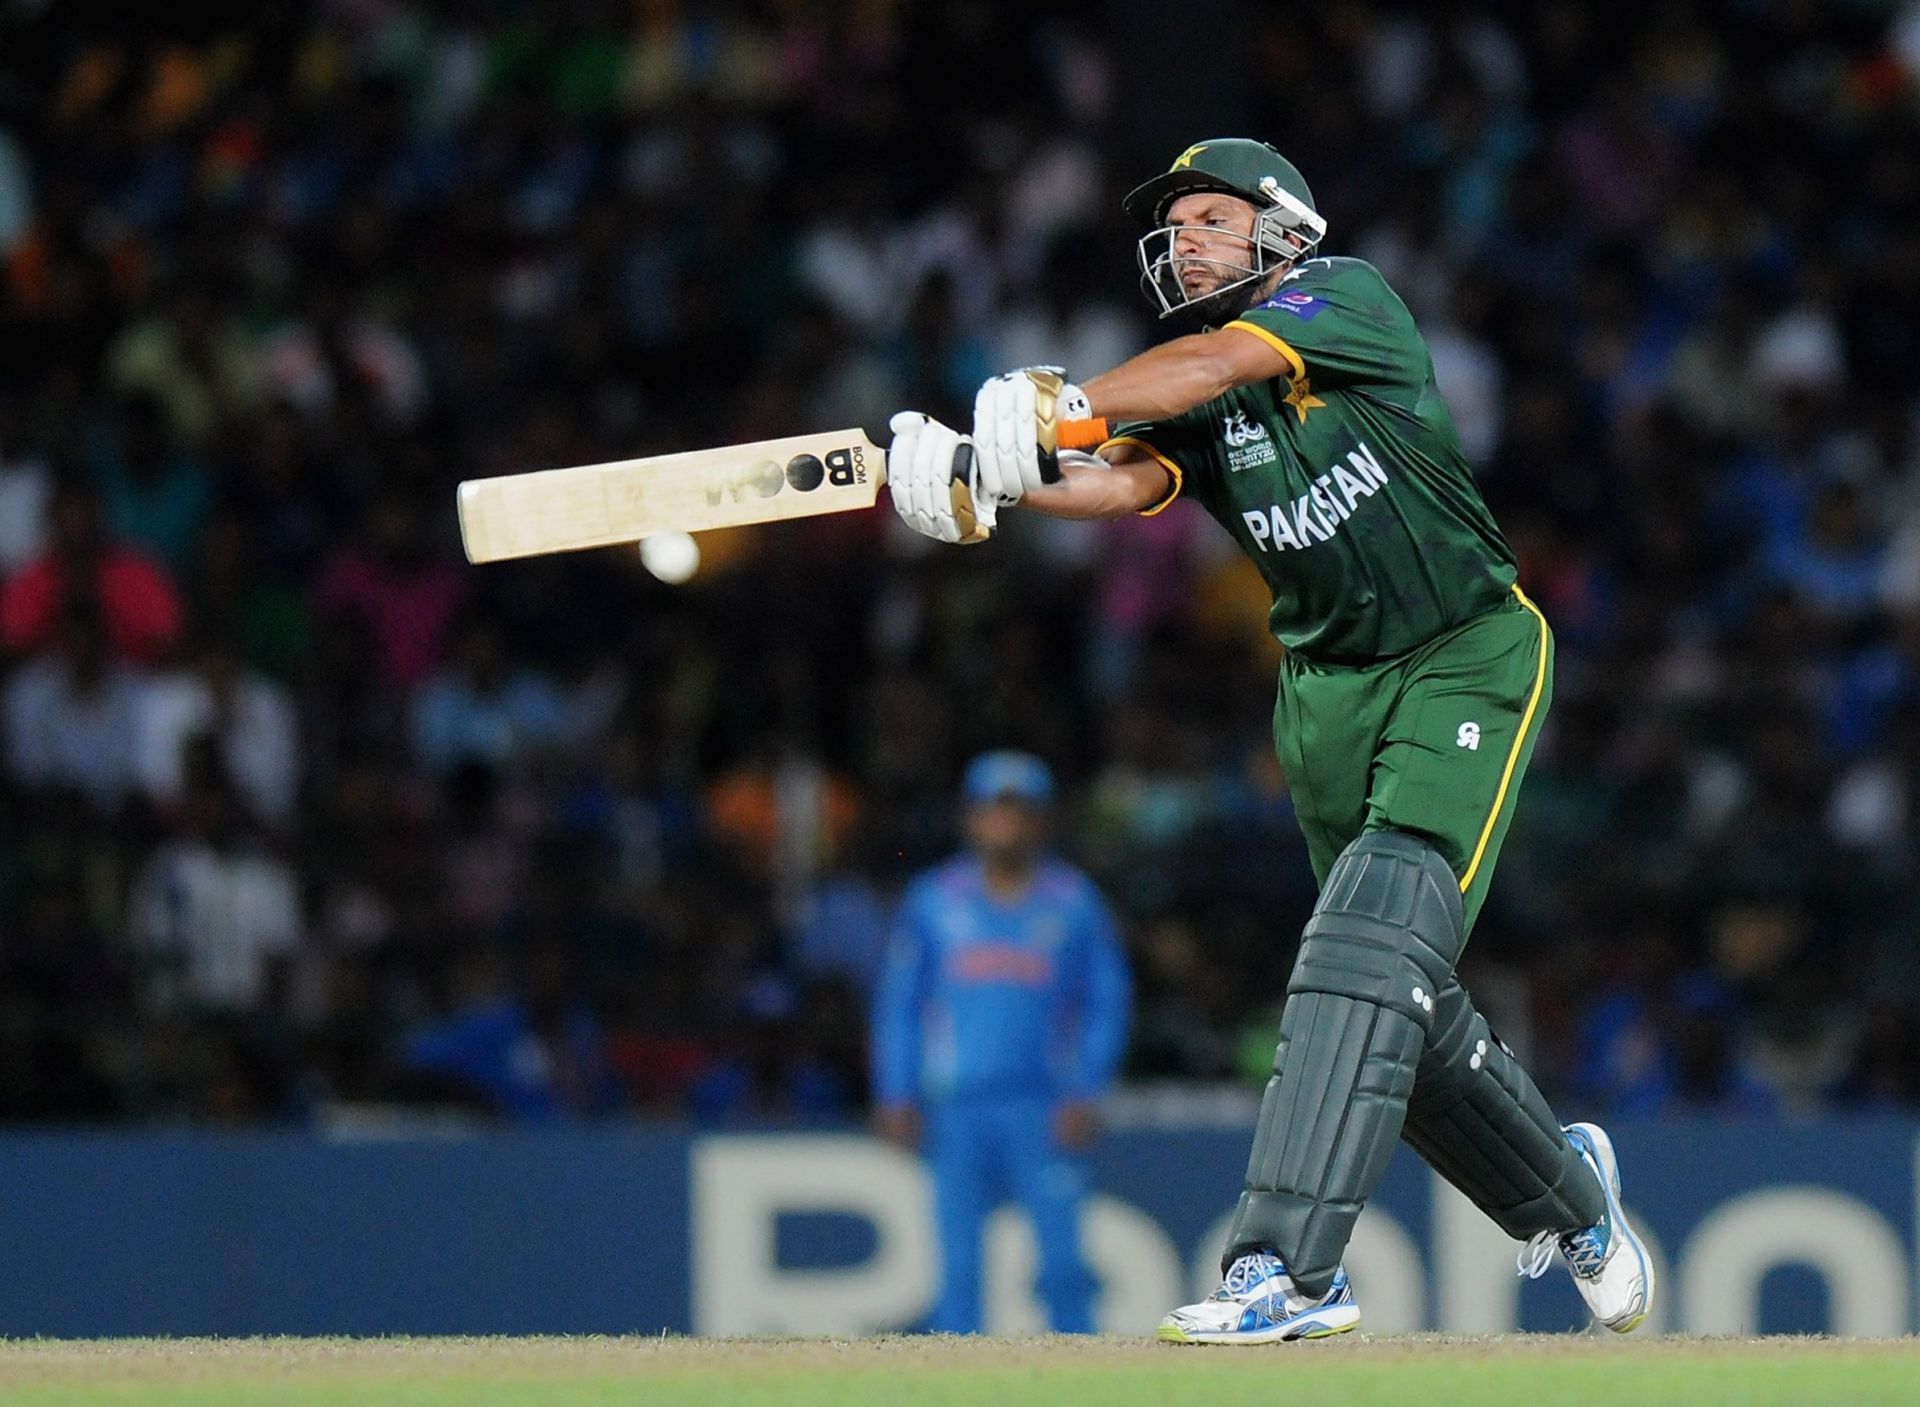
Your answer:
(962, 750), (1055, 805)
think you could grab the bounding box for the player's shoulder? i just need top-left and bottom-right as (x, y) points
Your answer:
(1036, 857), (1107, 910)
(1246, 256), (1396, 314)
(909, 855), (977, 903)
(1281, 255), (1394, 296)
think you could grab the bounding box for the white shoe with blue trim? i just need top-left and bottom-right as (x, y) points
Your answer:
(1156, 1251), (1361, 1344)
(1519, 1121), (1654, 1333)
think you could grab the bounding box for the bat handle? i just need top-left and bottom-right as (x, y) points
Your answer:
(1056, 417), (1111, 451)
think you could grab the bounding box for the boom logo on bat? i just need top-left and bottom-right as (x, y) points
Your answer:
(784, 446), (865, 492)
(825, 445), (866, 487)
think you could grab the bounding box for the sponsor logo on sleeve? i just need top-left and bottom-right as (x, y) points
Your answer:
(1259, 290), (1328, 321)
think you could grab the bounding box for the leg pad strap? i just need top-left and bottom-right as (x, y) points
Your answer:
(1400, 979), (1605, 1238)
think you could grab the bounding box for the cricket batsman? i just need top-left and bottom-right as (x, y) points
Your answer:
(885, 138), (1654, 1342)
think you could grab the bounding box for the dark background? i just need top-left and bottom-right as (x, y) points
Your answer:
(0, 0), (1917, 1126)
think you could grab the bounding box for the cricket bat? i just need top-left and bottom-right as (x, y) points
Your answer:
(456, 418), (1114, 564)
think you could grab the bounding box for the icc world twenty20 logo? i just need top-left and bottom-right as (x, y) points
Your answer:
(1223, 411), (1269, 448)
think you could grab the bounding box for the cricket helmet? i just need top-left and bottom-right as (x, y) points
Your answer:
(1124, 138), (1328, 324)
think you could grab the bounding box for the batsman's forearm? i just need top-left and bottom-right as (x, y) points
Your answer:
(1082, 335), (1247, 422)
(1023, 458), (1165, 519)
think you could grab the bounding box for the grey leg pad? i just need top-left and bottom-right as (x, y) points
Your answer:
(1224, 831), (1464, 1298)
(1400, 979), (1604, 1238)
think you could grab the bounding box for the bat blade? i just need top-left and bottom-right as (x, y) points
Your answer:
(457, 429), (885, 563)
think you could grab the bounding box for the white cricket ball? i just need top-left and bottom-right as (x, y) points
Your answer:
(639, 531), (700, 584)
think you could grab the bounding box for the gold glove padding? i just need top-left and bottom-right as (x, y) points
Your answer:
(1025, 367), (1069, 462)
(1016, 368), (1100, 481)
(949, 442), (993, 544)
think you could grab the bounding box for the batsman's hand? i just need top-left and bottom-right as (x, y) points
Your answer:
(1054, 1099), (1100, 1151)
(874, 1102), (922, 1151)
(887, 411), (994, 544)
(972, 367), (1092, 506)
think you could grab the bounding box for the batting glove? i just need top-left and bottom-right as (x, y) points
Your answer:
(972, 367), (1091, 506)
(887, 411), (993, 544)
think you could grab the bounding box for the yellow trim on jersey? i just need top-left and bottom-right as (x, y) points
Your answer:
(1458, 584), (1550, 894)
(1099, 436), (1185, 516)
(1223, 318), (1308, 381)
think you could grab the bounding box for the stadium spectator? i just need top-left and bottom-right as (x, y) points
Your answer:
(86, 394), (213, 571)
(0, 398), (50, 573)
(2, 599), (144, 811)
(399, 941), (624, 1123)
(132, 634), (300, 829)
(0, 483), (181, 663)
(412, 616), (569, 777)
(124, 759), (303, 1015)
(312, 493), (464, 692)
(0, 2), (1914, 1127)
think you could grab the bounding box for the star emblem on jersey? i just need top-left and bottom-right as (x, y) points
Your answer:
(1283, 376), (1327, 424)
(1171, 143), (1208, 170)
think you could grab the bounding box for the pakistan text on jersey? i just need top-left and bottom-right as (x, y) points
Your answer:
(1241, 442), (1390, 553)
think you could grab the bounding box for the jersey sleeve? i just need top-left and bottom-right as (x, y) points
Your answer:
(1225, 259), (1424, 391)
(1100, 410), (1216, 517)
(869, 881), (935, 1106)
(1061, 886), (1131, 1099)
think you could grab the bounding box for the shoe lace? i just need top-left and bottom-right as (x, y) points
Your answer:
(1516, 1223), (1608, 1280)
(1517, 1231), (1557, 1280)
(1561, 1223), (1609, 1278)
(1217, 1252), (1284, 1299)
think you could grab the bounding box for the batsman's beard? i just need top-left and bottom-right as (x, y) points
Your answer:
(1139, 230), (1291, 329)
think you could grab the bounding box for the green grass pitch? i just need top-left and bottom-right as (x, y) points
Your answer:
(1, 1334), (1917, 1406)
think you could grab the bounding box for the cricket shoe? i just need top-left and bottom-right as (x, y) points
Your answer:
(1518, 1121), (1654, 1333)
(1156, 1251), (1360, 1344)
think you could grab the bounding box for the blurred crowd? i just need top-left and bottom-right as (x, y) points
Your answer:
(2, 1), (1920, 1126)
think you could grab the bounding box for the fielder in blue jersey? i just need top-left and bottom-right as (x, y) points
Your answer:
(871, 751), (1131, 1334)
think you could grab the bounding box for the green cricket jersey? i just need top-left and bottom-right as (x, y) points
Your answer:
(1110, 256), (1515, 663)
